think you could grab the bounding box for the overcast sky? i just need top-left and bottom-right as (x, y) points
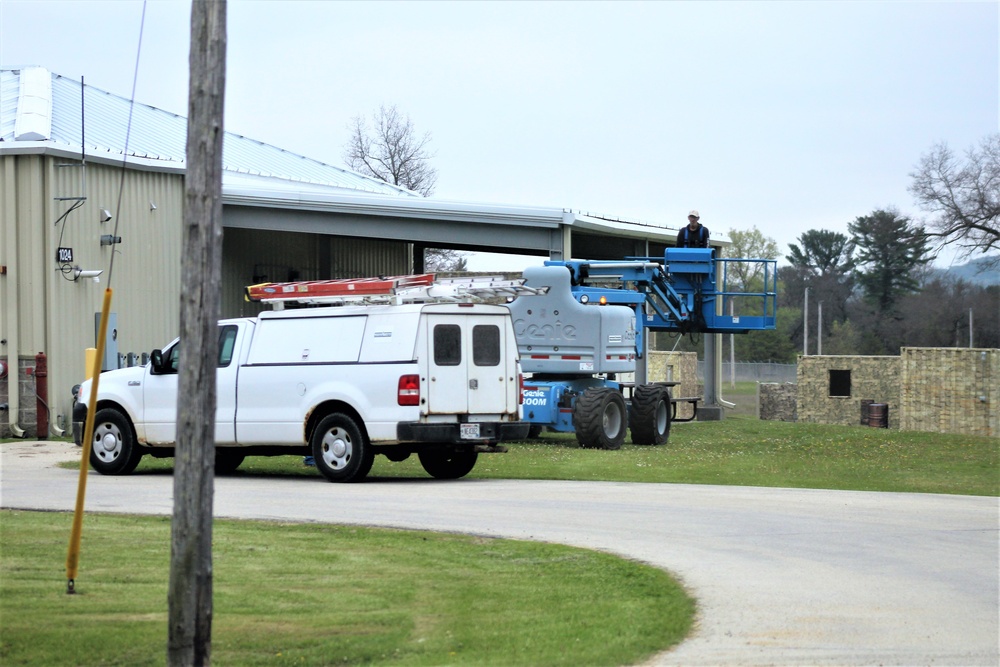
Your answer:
(2, 0), (997, 270)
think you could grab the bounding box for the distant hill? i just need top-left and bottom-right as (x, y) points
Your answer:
(933, 255), (1000, 286)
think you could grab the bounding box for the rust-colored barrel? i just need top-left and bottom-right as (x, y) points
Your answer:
(868, 403), (888, 428)
(860, 399), (874, 425)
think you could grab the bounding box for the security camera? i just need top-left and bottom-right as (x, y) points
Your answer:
(73, 267), (103, 282)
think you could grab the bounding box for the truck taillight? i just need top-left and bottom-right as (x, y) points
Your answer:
(398, 374), (420, 406)
(519, 373), (524, 404)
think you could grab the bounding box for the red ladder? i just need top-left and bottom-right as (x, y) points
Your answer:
(246, 274), (436, 303)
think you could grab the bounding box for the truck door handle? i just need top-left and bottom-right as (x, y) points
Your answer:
(469, 379), (478, 390)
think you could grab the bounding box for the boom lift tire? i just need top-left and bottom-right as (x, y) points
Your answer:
(573, 387), (627, 450)
(89, 407), (144, 475)
(418, 448), (479, 479)
(630, 384), (671, 445)
(312, 413), (374, 483)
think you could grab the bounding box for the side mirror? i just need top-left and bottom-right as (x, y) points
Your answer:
(149, 349), (165, 374)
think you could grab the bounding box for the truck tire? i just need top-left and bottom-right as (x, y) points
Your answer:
(215, 449), (246, 475)
(573, 387), (627, 450)
(89, 407), (144, 475)
(418, 449), (478, 479)
(311, 413), (374, 483)
(630, 384), (671, 445)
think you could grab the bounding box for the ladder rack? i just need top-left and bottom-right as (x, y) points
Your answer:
(246, 274), (548, 308)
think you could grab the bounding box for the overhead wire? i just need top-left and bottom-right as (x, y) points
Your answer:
(107, 0), (148, 286)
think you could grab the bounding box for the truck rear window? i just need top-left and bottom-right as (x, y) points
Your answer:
(433, 324), (461, 366)
(473, 324), (500, 366)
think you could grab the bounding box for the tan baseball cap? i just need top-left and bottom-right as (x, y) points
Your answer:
(688, 210), (700, 219)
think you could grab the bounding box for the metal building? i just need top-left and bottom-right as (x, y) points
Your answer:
(1, 66), (702, 438)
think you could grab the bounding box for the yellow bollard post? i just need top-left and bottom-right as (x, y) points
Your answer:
(84, 348), (97, 381)
(66, 288), (113, 594)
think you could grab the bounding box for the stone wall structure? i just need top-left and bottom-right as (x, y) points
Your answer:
(796, 355), (900, 428)
(0, 356), (39, 438)
(647, 351), (699, 420)
(758, 383), (797, 421)
(900, 348), (998, 437)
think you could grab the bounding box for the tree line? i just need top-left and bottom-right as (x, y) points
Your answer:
(667, 133), (999, 361)
(673, 209), (999, 363)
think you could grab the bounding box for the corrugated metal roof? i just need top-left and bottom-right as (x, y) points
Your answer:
(0, 67), (414, 197)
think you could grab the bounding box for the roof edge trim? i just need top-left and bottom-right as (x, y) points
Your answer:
(14, 67), (52, 141)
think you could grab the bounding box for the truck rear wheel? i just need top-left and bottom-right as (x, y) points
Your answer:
(630, 384), (671, 445)
(89, 407), (144, 475)
(573, 387), (627, 450)
(311, 413), (374, 483)
(418, 449), (478, 479)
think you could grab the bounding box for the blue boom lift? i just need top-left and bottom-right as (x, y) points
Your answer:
(507, 247), (777, 449)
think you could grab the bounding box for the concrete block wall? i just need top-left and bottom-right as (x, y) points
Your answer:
(900, 348), (998, 437)
(0, 357), (39, 438)
(759, 383), (797, 421)
(796, 355), (900, 428)
(648, 351), (699, 420)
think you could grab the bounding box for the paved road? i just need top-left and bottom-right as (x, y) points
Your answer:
(2, 440), (997, 666)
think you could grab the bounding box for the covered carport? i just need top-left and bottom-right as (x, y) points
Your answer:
(219, 186), (729, 418)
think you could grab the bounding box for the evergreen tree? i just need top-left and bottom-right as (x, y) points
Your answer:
(848, 209), (932, 314)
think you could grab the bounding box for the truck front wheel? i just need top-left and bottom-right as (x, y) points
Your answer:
(215, 449), (246, 475)
(311, 413), (374, 483)
(418, 449), (478, 479)
(89, 407), (143, 475)
(573, 387), (627, 450)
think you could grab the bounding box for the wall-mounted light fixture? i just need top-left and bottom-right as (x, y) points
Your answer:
(72, 267), (103, 282)
(149, 201), (157, 211)
(99, 208), (112, 223)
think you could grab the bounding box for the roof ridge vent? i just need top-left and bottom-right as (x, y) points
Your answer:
(14, 67), (52, 142)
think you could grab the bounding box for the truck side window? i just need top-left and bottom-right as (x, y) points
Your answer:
(219, 326), (238, 367)
(433, 324), (462, 366)
(472, 325), (500, 367)
(161, 325), (238, 374)
(166, 345), (180, 373)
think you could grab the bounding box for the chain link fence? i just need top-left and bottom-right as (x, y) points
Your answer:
(697, 361), (797, 383)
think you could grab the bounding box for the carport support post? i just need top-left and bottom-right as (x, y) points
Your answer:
(168, 2), (226, 666)
(699, 334), (724, 420)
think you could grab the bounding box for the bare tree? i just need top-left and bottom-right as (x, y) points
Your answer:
(169, 1), (226, 664)
(424, 248), (468, 272)
(909, 133), (1000, 264)
(344, 104), (438, 196)
(344, 106), (466, 271)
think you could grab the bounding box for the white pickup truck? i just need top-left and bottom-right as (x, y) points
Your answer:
(74, 302), (527, 482)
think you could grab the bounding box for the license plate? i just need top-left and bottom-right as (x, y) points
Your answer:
(460, 423), (480, 439)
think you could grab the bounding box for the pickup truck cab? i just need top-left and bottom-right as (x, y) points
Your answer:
(74, 302), (527, 482)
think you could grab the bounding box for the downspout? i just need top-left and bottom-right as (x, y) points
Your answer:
(3, 161), (25, 437)
(714, 334), (736, 409)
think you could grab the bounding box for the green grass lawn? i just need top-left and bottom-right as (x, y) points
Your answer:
(102, 415), (997, 496)
(0, 510), (694, 667)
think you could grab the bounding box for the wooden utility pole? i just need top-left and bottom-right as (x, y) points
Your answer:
(168, 1), (226, 665)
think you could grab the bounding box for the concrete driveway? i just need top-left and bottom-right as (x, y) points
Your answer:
(2, 440), (997, 666)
